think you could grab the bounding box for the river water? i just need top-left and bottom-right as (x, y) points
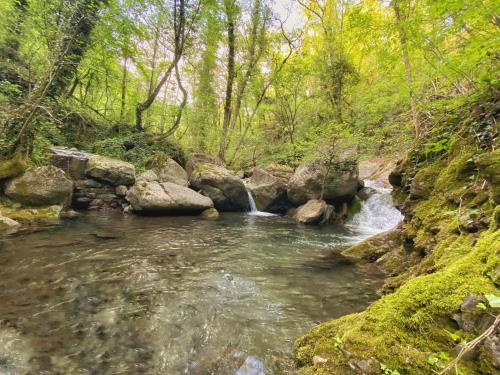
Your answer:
(0, 182), (401, 375)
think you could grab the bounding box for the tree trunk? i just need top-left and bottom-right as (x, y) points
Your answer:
(120, 57), (128, 124)
(219, 0), (237, 161)
(392, 0), (420, 139)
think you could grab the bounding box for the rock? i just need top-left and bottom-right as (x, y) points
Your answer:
(453, 294), (496, 334)
(126, 181), (213, 214)
(312, 355), (328, 365)
(4, 166), (73, 206)
(343, 229), (402, 261)
(0, 204), (63, 224)
(476, 150), (500, 204)
(358, 187), (377, 201)
(292, 199), (335, 225)
(348, 358), (381, 374)
(60, 209), (80, 219)
(483, 332), (500, 369)
(189, 163), (249, 211)
(200, 208), (219, 220)
(185, 153), (225, 175)
(246, 167), (291, 213)
(150, 157), (189, 186)
(287, 158), (360, 205)
(137, 170), (159, 182)
(264, 163), (294, 180)
(73, 179), (124, 210)
(236, 356), (264, 375)
(409, 168), (438, 199)
(49, 146), (92, 179)
(0, 215), (20, 232)
(86, 155), (135, 186)
(0, 153), (27, 181)
(115, 185), (128, 197)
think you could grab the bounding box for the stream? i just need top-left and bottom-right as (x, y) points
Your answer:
(0, 181), (402, 375)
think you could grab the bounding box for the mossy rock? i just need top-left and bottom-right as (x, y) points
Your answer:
(0, 154), (27, 181)
(476, 149), (500, 204)
(0, 204), (63, 224)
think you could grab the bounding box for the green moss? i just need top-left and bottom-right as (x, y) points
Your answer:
(295, 229), (499, 374)
(0, 153), (27, 180)
(0, 203), (62, 224)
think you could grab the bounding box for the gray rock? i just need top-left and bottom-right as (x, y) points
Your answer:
(4, 166), (73, 206)
(483, 332), (500, 369)
(86, 155), (135, 186)
(189, 163), (248, 211)
(126, 181), (213, 214)
(151, 158), (188, 186)
(292, 199), (335, 225)
(287, 159), (360, 205)
(137, 170), (159, 182)
(0, 215), (20, 232)
(115, 185), (128, 197)
(348, 358), (381, 374)
(358, 187), (377, 201)
(246, 167), (291, 213)
(185, 153), (225, 176)
(50, 146), (92, 179)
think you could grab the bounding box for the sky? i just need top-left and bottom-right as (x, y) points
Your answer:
(270, 0), (305, 31)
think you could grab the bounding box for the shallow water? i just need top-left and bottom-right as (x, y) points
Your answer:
(0, 189), (395, 375)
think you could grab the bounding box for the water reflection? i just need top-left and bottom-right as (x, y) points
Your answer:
(0, 213), (384, 374)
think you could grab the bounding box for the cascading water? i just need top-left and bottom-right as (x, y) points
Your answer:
(247, 191), (277, 217)
(347, 180), (403, 236)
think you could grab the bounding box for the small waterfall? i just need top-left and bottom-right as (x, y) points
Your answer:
(348, 180), (403, 235)
(247, 191), (276, 217)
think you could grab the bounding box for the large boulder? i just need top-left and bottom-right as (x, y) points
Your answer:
(86, 155), (135, 186)
(185, 153), (225, 175)
(126, 181), (213, 214)
(246, 167), (292, 213)
(50, 147), (92, 180)
(292, 199), (335, 225)
(189, 163), (249, 211)
(4, 166), (73, 206)
(287, 158), (360, 205)
(150, 157), (189, 186)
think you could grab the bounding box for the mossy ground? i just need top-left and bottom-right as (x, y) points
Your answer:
(294, 96), (499, 374)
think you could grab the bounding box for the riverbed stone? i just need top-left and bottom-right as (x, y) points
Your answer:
(292, 199), (335, 225)
(86, 155), (135, 186)
(246, 167), (291, 213)
(4, 166), (73, 206)
(126, 181), (213, 214)
(189, 163), (249, 211)
(0, 215), (20, 232)
(0, 204), (63, 224)
(200, 207), (220, 220)
(287, 158), (360, 205)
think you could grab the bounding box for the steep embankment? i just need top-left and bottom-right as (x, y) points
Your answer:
(294, 94), (499, 374)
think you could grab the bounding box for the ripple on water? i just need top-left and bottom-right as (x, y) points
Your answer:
(0, 211), (386, 374)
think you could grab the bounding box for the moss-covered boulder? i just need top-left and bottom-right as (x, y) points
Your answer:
(0, 204), (63, 224)
(4, 166), (73, 206)
(86, 155), (135, 186)
(0, 153), (27, 181)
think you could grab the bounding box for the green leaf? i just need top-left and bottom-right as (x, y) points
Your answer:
(485, 294), (500, 308)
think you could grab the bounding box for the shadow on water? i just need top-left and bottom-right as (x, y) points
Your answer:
(0, 210), (387, 374)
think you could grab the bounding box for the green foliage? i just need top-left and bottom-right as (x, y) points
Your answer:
(380, 363), (400, 375)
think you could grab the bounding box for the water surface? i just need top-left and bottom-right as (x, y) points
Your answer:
(0, 199), (392, 374)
